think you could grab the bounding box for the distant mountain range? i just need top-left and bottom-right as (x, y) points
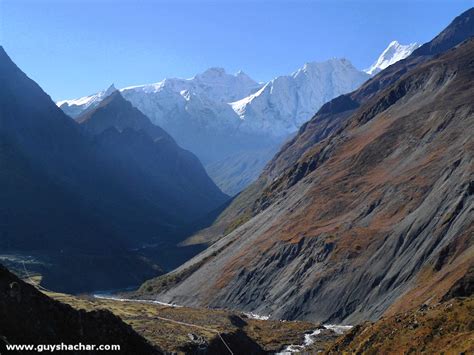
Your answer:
(58, 44), (414, 195)
(57, 61), (368, 140)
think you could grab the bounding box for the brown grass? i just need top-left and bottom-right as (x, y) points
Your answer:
(326, 297), (474, 354)
(44, 291), (321, 353)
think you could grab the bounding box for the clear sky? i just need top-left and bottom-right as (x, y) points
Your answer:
(1, 0), (472, 100)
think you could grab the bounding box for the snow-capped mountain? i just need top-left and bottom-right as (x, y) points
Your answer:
(231, 58), (370, 136)
(57, 60), (370, 194)
(59, 59), (368, 140)
(365, 40), (420, 75)
(58, 69), (261, 120)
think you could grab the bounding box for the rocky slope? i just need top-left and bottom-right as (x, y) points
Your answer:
(136, 8), (474, 326)
(0, 264), (160, 354)
(0, 46), (226, 292)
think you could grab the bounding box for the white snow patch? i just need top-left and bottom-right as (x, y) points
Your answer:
(243, 312), (271, 320)
(324, 324), (353, 334)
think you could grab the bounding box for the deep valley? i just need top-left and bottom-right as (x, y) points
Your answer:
(0, 3), (473, 354)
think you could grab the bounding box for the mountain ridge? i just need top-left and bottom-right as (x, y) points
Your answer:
(134, 8), (474, 326)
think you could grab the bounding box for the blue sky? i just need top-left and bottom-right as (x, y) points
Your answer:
(1, 0), (472, 100)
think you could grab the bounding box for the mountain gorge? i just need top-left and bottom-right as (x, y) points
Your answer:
(0, 47), (227, 292)
(0, 4), (473, 353)
(136, 8), (474, 327)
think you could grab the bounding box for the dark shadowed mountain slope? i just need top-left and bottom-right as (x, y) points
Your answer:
(0, 47), (225, 292)
(137, 10), (474, 325)
(76, 90), (228, 222)
(77, 90), (173, 140)
(0, 264), (161, 354)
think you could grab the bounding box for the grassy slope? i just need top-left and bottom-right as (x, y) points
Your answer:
(326, 297), (474, 354)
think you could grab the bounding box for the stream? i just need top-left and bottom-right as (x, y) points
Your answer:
(277, 324), (353, 354)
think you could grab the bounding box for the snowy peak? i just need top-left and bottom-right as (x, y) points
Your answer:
(190, 67), (262, 102)
(365, 40), (420, 75)
(292, 58), (361, 82)
(230, 58), (370, 136)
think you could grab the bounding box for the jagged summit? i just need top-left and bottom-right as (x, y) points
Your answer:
(365, 40), (420, 75)
(104, 83), (117, 95)
(56, 83), (119, 118)
(295, 58), (359, 77)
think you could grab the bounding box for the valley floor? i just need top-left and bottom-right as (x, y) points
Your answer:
(20, 273), (474, 354)
(45, 290), (338, 353)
